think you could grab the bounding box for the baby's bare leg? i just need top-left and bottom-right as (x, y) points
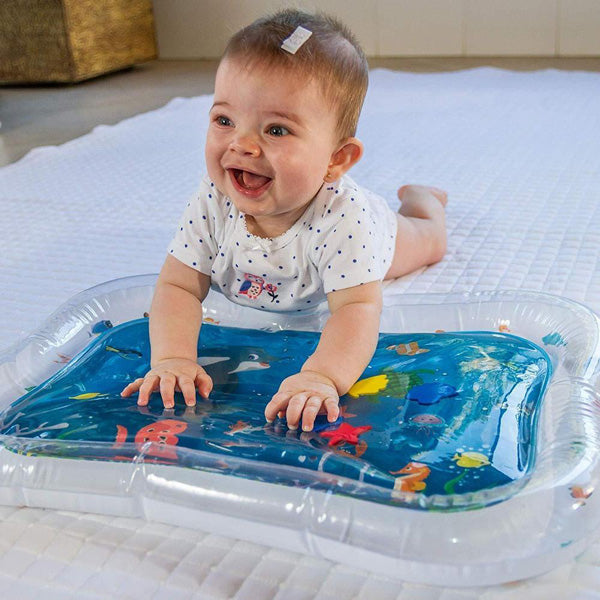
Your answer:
(384, 185), (448, 280)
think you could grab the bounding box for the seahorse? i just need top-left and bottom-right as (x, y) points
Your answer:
(390, 461), (431, 492)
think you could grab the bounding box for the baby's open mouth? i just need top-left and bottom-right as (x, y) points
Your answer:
(230, 168), (272, 192)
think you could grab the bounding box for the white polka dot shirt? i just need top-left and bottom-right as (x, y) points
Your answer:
(169, 174), (397, 312)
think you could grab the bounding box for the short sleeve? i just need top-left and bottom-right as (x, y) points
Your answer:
(314, 200), (384, 294)
(168, 177), (221, 275)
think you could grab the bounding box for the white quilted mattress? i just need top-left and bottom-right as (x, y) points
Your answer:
(1, 67), (600, 598)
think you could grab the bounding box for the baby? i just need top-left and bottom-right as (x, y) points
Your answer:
(121, 9), (447, 432)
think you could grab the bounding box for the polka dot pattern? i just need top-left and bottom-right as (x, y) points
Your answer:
(168, 174), (396, 312)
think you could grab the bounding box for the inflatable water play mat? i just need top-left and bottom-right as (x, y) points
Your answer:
(0, 276), (599, 586)
(2, 318), (553, 508)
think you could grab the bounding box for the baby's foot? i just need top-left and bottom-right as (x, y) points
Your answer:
(396, 184), (448, 267)
(397, 185), (448, 219)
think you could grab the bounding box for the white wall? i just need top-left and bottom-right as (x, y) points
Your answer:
(152, 0), (600, 58)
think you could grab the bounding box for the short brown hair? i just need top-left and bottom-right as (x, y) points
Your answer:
(222, 9), (369, 139)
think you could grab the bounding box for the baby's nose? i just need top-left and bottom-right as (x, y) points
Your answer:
(230, 134), (261, 157)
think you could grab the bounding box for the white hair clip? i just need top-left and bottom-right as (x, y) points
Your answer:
(281, 26), (312, 54)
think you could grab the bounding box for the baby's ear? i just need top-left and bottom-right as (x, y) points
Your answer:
(325, 138), (364, 182)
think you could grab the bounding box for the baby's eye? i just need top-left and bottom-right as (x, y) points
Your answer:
(267, 125), (290, 137)
(215, 116), (233, 127)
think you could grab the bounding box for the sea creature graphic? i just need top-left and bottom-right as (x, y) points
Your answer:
(542, 332), (567, 347)
(406, 382), (458, 406)
(498, 320), (511, 333)
(227, 420), (251, 434)
(443, 452), (490, 494)
(91, 320), (113, 335)
(225, 420), (265, 436)
(452, 451), (490, 468)
(105, 345), (143, 360)
(53, 353), (72, 364)
(386, 341), (429, 356)
(239, 274), (278, 301)
(333, 439), (369, 459)
(319, 423), (372, 446)
(338, 406), (357, 419)
(348, 374), (389, 397)
(197, 346), (275, 389)
(113, 419), (188, 460)
(312, 414), (343, 432)
(69, 392), (110, 401)
(410, 414), (444, 425)
(390, 461), (431, 493)
(347, 369), (430, 401)
(570, 484), (593, 507)
(409, 414), (445, 435)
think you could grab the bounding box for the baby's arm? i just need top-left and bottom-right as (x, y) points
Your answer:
(264, 281), (382, 431)
(120, 255), (213, 408)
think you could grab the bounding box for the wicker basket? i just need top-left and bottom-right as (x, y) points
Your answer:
(0, 0), (157, 84)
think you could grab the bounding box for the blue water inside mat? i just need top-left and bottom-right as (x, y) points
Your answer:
(0, 319), (552, 508)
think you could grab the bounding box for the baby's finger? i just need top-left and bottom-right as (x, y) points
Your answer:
(159, 373), (177, 409)
(195, 371), (213, 399)
(178, 375), (197, 407)
(121, 378), (144, 398)
(137, 374), (159, 406)
(301, 396), (323, 432)
(265, 391), (291, 423)
(324, 396), (340, 422)
(285, 393), (308, 431)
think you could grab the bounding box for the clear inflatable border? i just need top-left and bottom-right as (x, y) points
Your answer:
(0, 274), (599, 587)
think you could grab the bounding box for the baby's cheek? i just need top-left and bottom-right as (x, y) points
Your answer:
(285, 168), (326, 202)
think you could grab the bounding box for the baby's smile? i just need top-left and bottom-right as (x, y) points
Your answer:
(229, 168), (272, 197)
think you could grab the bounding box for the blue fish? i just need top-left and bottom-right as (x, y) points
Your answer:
(542, 332), (567, 347)
(92, 320), (113, 334)
(312, 414), (343, 432)
(407, 383), (458, 406)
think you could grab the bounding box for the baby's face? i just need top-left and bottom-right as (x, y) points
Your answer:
(206, 57), (340, 237)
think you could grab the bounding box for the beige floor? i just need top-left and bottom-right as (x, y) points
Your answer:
(1, 57), (599, 167)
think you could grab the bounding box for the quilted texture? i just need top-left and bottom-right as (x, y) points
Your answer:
(1, 68), (600, 597)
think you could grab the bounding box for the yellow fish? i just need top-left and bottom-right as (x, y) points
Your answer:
(348, 374), (389, 397)
(69, 392), (107, 400)
(386, 342), (429, 356)
(452, 451), (490, 468)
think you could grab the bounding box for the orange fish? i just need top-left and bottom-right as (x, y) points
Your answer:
(386, 342), (429, 356)
(570, 485), (593, 500)
(227, 420), (251, 435)
(53, 353), (72, 364)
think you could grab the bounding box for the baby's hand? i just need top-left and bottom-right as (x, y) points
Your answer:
(120, 358), (213, 409)
(265, 370), (340, 432)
